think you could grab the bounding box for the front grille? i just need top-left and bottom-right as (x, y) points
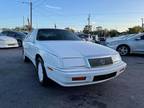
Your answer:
(88, 57), (113, 68)
(93, 72), (117, 81)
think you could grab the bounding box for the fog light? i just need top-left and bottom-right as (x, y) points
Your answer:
(72, 77), (86, 81)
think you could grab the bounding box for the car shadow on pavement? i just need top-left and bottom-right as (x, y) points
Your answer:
(129, 54), (144, 57)
(43, 81), (109, 108)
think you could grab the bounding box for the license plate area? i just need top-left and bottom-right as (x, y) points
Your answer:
(93, 72), (117, 81)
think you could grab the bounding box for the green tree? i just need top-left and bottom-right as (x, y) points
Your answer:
(128, 26), (144, 34)
(109, 29), (119, 37)
(65, 27), (75, 33)
(83, 25), (92, 34)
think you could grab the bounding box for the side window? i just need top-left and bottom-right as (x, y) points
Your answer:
(140, 35), (144, 40)
(1, 31), (8, 35)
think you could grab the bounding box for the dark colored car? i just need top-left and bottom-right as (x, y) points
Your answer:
(1, 31), (26, 47)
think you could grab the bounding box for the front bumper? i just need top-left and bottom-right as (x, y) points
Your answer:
(47, 61), (127, 87)
(0, 43), (19, 48)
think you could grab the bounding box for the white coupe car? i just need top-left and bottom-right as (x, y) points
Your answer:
(23, 29), (126, 87)
(0, 34), (18, 48)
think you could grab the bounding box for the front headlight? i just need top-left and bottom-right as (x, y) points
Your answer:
(112, 54), (122, 63)
(62, 58), (86, 68)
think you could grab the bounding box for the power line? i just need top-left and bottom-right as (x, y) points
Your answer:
(32, 0), (40, 4)
(33, 0), (46, 9)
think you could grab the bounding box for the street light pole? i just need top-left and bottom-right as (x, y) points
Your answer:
(30, 0), (32, 31)
(88, 14), (91, 26)
(141, 18), (144, 28)
(21, 1), (33, 31)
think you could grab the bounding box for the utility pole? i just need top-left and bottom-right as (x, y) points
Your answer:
(87, 14), (92, 33)
(54, 24), (57, 29)
(23, 16), (25, 28)
(141, 18), (144, 28)
(22, 1), (33, 31)
(30, 0), (32, 31)
(88, 14), (91, 26)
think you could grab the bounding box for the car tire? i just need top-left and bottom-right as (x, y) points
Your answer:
(22, 49), (30, 62)
(117, 45), (130, 56)
(23, 56), (30, 62)
(36, 57), (49, 87)
(17, 40), (22, 47)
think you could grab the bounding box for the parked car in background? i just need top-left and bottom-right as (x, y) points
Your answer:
(23, 28), (126, 87)
(106, 34), (135, 43)
(22, 31), (29, 35)
(78, 34), (99, 43)
(99, 37), (106, 45)
(106, 33), (144, 55)
(1, 31), (26, 47)
(0, 33), (18, 48)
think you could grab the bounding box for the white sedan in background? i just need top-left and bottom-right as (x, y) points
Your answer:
(0, 34), (18, 48)
(23, 29), (126, 87)
(106, 33), (144, 55)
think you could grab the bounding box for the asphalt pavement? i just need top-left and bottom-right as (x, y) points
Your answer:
(0, 48), (144, 108)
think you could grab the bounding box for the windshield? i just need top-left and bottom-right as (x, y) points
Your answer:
(119, 34), (135, 39)
(37, 29), (81, 41)
(0, 33), (3, 36)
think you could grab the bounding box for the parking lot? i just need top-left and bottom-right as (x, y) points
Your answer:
(0, 48), (144, 108)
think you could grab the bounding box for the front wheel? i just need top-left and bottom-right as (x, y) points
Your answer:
(117, 45), (130, 56)
(36, 58), (49, 86)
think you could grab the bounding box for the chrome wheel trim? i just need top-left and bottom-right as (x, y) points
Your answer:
(118, 46), (128, 55)
(38, 62), (44, 82)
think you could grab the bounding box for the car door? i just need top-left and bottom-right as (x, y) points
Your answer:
(23, 33), (33, 60)
(132, 35), (144, 53)
(24, 30), (38, 63)
(139, 35), (144, 52)
(28, 30), (38, 62)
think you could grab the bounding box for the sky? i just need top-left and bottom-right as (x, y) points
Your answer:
(0, 0), (144, 32)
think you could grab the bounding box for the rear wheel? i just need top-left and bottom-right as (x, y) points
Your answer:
(117, 45), (130, 56)
(36, 57), (49, 87)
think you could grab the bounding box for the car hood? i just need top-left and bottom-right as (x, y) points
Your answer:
(39, 41), (117, 58)
(0, 36), (16, 42)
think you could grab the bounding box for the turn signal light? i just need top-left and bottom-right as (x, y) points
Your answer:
(72, 77), (86, 81)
